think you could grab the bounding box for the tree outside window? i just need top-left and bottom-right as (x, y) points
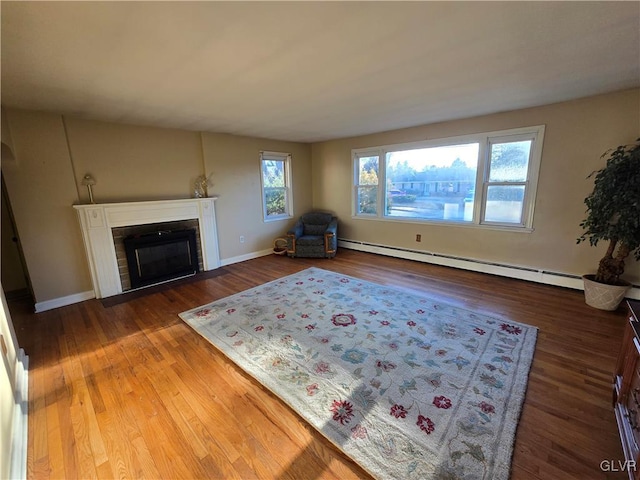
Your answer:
(261, 152), (292, 221)
(355, 155), (379, 215)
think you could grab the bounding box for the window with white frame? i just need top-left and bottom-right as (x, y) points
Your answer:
(260, 151), (293, 221)
(352, 125), (545, 229)
(355, 153), (380, 215)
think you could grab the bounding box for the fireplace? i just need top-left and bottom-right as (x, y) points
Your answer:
(73, 198), (220, 299)
(124, 229), (199, 289)
(113, 219), (203, 291)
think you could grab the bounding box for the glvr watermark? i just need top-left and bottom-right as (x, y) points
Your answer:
(600, 460), (637, 472)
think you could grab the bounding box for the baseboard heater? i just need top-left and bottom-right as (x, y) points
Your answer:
(338, 238), (640, 300)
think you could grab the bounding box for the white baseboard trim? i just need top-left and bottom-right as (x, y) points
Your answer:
(34, 242), (639, 312)
(10, 349), (28, 480)
(35, 290), (95, 313)
(220, 248), (275, 267)
(338, 239), (640, 300)
(33, 247), (275, 312)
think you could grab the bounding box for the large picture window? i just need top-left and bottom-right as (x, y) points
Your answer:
(260, 151), (293, 221)
(352, 125), (545, 230)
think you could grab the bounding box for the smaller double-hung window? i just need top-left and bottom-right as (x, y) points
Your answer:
(355, 152), (380, 216)
(482, 134), (539, 226)
(260, 151), (293, 221)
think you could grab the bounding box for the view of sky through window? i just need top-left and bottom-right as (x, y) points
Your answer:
(387, 143), (479, 170)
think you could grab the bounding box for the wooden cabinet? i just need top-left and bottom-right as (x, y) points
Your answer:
(614, 300), (640, 480)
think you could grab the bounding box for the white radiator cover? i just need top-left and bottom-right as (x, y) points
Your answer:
(338, 239), (640, 300)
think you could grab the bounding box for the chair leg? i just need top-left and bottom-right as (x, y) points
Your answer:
(324, 233), (336, 257)
(287, 233), (296, 256)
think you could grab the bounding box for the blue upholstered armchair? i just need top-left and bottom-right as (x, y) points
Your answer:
(286, 212), (337, 258)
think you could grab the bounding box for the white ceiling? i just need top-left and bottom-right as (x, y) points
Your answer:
(1, 2), (639, 143)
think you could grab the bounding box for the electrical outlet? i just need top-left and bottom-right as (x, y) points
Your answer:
(416, 234), (422, 242)
(239, 235), (245, 243)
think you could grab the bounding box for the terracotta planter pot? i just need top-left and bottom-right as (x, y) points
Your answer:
(582, 274), (631, 311)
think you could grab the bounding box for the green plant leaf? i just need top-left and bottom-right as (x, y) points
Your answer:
(577, 138), (640, 283)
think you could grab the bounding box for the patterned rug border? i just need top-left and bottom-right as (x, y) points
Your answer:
(178, 267), (538, 479)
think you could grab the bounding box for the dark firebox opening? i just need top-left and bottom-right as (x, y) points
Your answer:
(124, 229), (199, 290)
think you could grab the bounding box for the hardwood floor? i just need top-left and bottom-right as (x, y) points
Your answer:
(9, 249), (629, 479)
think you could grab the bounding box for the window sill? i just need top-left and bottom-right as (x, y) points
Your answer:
(351, 214), (534, 233)
(263, 215), (293, 223)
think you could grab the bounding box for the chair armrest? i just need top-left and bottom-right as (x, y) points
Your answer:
(287, 221), (304, 238)
(324, 218), (338, 256)
(325, 218), (338, 235)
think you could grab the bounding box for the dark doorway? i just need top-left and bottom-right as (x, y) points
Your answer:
(1, 175), (32, 301)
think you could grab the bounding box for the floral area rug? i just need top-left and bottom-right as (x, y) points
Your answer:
(179, 267), (537, 479)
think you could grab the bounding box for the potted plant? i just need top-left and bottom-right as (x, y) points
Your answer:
(577, 138), (640, 310)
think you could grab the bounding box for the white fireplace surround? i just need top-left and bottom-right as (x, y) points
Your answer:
(74, 198), (220, 299)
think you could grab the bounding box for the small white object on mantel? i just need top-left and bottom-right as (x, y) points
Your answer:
(73, 197), (220, 298)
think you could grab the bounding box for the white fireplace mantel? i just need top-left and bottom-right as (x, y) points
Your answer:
(74, 198), (220, 298)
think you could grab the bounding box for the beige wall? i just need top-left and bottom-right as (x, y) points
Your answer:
(201, 132), (312, 260)
(1, 109), (312, 304)
(2, 89), (638, 305)
(311, 88), (640, 284)
(64, 118), (204, 203)
(2, 110), (92, 302)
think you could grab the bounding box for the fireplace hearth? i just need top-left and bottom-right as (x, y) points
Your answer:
(124, 229), (199, 289)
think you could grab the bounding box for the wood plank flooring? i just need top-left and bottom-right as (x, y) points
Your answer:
(8, 249), (629, 479)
